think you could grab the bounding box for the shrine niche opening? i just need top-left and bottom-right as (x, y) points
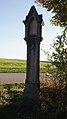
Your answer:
(29, 17), (37, 36)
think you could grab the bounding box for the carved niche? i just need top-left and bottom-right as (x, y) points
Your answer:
(29, 17), (37, 36)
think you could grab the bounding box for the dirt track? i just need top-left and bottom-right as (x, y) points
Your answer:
(0, 73), (26, 84)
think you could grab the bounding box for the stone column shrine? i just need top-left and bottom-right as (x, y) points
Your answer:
(23, 6), (43, 103)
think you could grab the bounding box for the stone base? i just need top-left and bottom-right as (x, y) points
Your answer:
(22, 82), (40, 113)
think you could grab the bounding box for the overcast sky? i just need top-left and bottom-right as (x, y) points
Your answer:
(0, 0), (62, 61)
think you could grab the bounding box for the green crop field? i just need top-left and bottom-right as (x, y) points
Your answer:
(0, 58), (26, 73)
(0, 58), (56, 73)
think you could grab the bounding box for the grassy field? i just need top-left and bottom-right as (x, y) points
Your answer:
(0, 82), (67, 119)
(0, 58), (26, 73)
(0, 58), (56, 73)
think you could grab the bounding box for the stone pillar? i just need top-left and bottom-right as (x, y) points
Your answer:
(23, 6), (43, 112)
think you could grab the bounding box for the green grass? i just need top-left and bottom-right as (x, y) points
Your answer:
(0, 83), (25, 119)
(0, 58), (26, 73)
(0, 82), (67, 119)
(40, 61), (56, 74)
(0, 58), (56, 73)
(0, 83), (25, 107)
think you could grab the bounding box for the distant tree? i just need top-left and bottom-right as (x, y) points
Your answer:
(35, 0), (67, 27)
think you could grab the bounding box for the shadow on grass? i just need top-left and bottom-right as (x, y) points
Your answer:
(0, 83), (40, 119)
(0, 89), (24, 119)
(40, 87), (67, 119)
(0, 83), (67, 119)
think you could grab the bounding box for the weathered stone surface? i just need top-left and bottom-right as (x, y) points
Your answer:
(23, 6), (43, 111)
